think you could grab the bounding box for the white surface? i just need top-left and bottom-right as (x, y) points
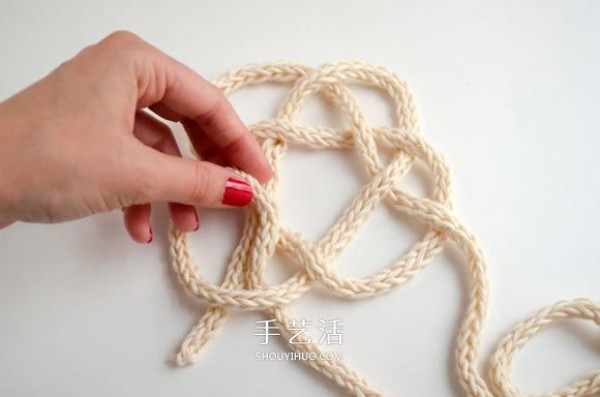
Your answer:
(1, 1), (599, 396)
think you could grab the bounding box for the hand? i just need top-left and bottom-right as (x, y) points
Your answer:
(0, 31), (272, 243)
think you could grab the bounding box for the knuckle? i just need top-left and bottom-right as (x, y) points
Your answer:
(97, 31), (148, 62)
(103, 30), (141, 47)
(189, 162), (213, 204)
(73, 43), (96, 59)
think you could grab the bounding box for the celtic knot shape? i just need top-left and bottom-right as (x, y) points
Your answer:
(168, 62), (600, 396)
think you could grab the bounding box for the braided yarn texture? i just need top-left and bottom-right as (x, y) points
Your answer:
(168, 62), (600, 396)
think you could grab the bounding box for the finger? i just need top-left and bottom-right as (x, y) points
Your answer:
(137, 150), (254, 208)
(149, 103), (183, 122)
(169, 202), (200, 232)
(149, 103), (229, 165)
(125, 35), (272, 182)
(181, 118), (235, 166)
(132, 111), (199, 232)
(133, 110), (180, 156)
(0, 220), (15, 229)
(123, 204), (152, 244)
(150, 91), (255, 169)
(150, 95), (256, 169)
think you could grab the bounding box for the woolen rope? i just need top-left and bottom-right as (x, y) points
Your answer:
(168, 62), (600, 396)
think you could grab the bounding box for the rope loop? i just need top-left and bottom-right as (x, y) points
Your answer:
(168, 62), (600, 396)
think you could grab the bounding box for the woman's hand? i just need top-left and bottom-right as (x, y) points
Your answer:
(0, 31), (272, 243)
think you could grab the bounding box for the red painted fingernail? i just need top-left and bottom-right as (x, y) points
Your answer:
(147, 229), (153, 244)
(222, 177), (253, 207)
(193, 211), (200, 231)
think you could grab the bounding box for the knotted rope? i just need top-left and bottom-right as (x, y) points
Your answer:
(168, 62), (600, 396)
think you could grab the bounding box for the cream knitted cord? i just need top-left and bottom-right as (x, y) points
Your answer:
(168, 62), (600, 396)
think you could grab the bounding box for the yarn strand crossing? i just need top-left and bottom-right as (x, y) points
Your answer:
(168, 62), (600, 397)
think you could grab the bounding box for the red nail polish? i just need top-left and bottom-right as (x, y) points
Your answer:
(222, 177), (253, 207)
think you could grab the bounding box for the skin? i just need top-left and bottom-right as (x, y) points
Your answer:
(0, 31), (272, 243)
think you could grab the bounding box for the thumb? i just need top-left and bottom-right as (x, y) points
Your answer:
(139, 151), (254, 208)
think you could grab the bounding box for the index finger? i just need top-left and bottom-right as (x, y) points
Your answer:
(116, 32), (273, 183)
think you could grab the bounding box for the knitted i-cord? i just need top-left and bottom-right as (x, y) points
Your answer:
(168, 62), (600, 397)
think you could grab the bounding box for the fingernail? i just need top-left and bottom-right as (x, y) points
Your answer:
(222, 177), (253, 207)
(193, 211), (200, 231)
(147, 229), (153, 244)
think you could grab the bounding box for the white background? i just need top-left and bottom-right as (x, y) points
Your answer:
(1, 1), (599, 396)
